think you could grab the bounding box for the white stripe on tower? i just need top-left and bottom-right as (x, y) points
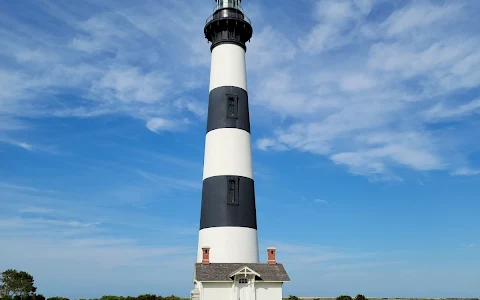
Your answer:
(209, 44), (247, 92)
(197, 0), (257, 264)
(203, 128), (253, 180)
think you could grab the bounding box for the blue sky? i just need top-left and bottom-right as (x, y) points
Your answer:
(0, 0), (479, 298)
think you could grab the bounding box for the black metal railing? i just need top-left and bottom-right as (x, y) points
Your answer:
(206, 8), (251, 25)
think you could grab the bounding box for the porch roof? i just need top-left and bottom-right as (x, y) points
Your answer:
(194, 263), (290, 282)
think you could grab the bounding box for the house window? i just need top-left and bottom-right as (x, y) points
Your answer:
(227, 176), (239, 205)
(239, 278), (248, 284)
(226, 94), (238, 119)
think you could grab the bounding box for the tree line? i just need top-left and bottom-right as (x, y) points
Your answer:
(0, 269), (188, 300)
(286, 295), (369, 300)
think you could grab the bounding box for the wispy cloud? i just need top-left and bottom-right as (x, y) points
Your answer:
(259, 239), (381, 271)
(6, 0), (477, 181)
(18, 206), (55, 214)
(0, 218), (100, 230)
(0, 135), (63, 155)
(424, 99), (480, 121)
(252, 0), (480, 181)
(451, 168), (480, 176)
(0, 0), (209, 142)
(146, 117), (190, 133)
(314, 199), (329, 204)
(0, 117), (29, 131)
(0, 136), (34, 151)
(0, 182), (55, 193)
(0, 181), (198, 298)
(135, 169), (201, 191)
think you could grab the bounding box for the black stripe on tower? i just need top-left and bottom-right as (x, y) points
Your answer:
(200, 176), (257, 230)
(207, 86), (250, 133)
(204, 7), (253, 52)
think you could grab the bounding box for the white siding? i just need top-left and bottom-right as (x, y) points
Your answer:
(202, 282), (232, 300)
(203, 128), (253, 180)
(255, 282), (283, 300)
(197, 227), (259, 263)
(209, 44), (247, 92)
(198, 281), (284, 300)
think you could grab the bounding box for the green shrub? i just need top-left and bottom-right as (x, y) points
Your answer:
(337, 295), (353, 300)
(287, 296), (300, 300)
(47, 297), (69, 300)
(136, 294), (157, 300)
(100, 296), (125, 300)
(354, 295), (367, 300)
(164, 295), (181, 300)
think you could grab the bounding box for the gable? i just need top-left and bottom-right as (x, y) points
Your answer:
(228, 266), (261, 278)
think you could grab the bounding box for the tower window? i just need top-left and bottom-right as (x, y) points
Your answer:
(227, 176), (239, 205)
(239, 278), (248, 284)
(226, 94), (238, 119)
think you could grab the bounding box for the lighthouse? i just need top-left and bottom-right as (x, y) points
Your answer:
(192, 1), (290, 300)
(197, 0), (257, 264)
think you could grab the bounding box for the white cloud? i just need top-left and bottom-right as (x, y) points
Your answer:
(146, 117), (180, 133)
(0, 136), (63, 155)
(173, 98), (207, 118)
(300, 0), (373, 54)
(256, 138), (287, 151)
(1, 0), (479, 183)
(331, 143), (443, 179)
(0, 136), (34, 151)
(383, 2), (463, 37)
(367, 38), (477, 81)
(424, 99), (480, 121)
(339, 73), (376, 92)
(0, 0), (212, 141)
(89, 67), (171, 104)
(314, 199), (328, 204)
(251, 0), (480, 180)
(247, 26), (296, 70)
(13, 141), (33, 151)
(451, 168), (480, 176)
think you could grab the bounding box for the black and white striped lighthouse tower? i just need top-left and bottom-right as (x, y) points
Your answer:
(197, 0), (257, 264)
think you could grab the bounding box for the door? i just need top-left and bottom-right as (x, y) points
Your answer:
(237, 278), (249, 300)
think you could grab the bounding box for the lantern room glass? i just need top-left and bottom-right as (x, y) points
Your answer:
(216, 0), (241, 10)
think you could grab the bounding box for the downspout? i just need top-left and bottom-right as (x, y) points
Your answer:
(195, 280), (204, 300)
(232, 276), (237, 300)
(252, 276), (256, 300)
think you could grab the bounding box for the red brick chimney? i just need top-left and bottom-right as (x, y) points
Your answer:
(267, 247), (276, 265)
(202, 247), (210, 264)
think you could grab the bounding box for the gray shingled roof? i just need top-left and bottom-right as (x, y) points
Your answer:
(194, 263), (290, 282)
